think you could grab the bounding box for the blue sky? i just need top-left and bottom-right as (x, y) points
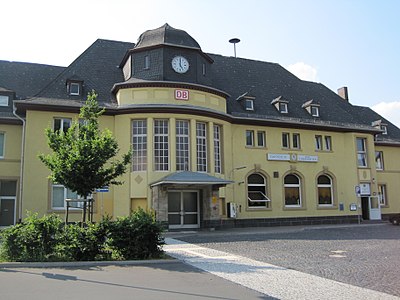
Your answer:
(1, 0), (399, 126)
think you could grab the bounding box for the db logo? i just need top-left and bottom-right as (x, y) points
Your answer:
(175, 89), (189, 100)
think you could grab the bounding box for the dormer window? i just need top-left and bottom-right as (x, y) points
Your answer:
(271, 96), (289, 114)
(302, 99), (320, 117)
(381, 125), (388, 135)
(245, 99), (254, 111)
(66, 79), (83, 96)
(0, 95), (9, 106)
(144, 55), (150, 69)
(371, 120), (388, 135)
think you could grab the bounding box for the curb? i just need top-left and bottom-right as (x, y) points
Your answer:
(0, 258), (176, 269)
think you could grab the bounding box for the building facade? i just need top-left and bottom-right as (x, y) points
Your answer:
(1, 24), (399, 229)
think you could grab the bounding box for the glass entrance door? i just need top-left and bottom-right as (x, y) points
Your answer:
(369, 196), (382, 220)
(168, 191), (199, 229)
(0, 197), (16, 226)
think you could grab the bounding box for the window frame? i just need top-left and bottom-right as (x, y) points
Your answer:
(356, 137), (368, 167)
(279, 102), (288, 113)
(0, 95), (9, 106)
(144, 55), (150, 69)
(196, 122), (207, 172)
(132, 119), (148, 171)
(213, 124), (222, 174)
(51, 184), (84, 210)
(317, 174), (334, 207)
(247, 173), (270, 209)
(292, 133), (301, 149)
(375, 151), (384, 170)
(315, 135), (322, 151)
(246, 130), (255, 147)
(284, 174), (302, 208)
(325, 136), (332, 151)
(245, 99), (254, 111)
(68, 82), (81, 96)
(0, 132), (4, 158)
(381, 125), (387, 135)
(54, 118), (72, 133)
(257, 131), (266, 147)
(154, 119), (169, 171)
(176, 120), (190, 171)
(311, 105), (319, 117)
(378, 184), (387, 206)
(282, 132), (290, 149)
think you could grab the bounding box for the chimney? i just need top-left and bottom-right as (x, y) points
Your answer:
(337, 87), (349, 102)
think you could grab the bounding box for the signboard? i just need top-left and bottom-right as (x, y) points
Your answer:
(96, 186), (109, 193)
(359, 183), (371, 196)
(267, 153), (290, 161)
(175, 89), (189, 100)
(267, 153), (318, 162)
(297, 155), (318, 162)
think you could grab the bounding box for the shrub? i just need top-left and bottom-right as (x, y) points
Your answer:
(107, 208), (165, 260)
(0, 213), (63, 262)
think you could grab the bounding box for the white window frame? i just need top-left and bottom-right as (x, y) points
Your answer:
(245, 99), (254, 111)
(356, 137), (368, 167)
(378, 184), (387, 206)
(315, 135), (322, 151)
(69, 82), (81, 96)
(279, 102), (288, 113)
(132, 119), (147, 171)
(154, 119), (169, 171)
(311, 106), (319, 117)
(381, 125), (387, 135)
(0, 95), (9, 106)
(176, 120), (190, 171)
(325, 136), (332, 151)
(292, 133), (301, 149)
(247, 173), (270, 208)
(51, 184), (84, 210)
(282, 132), (290, 148)
(214, 124), (222, 174)
(196, 122), (207, 172)
(375, 151), (384, 170)
(54, 118), (72, 133)
(284, 174), (302, 207)
(257, 131), (266, 147)
(0, 132), (4, 158)
(246, 130), (254, 147)
(317, 175), (333, 206)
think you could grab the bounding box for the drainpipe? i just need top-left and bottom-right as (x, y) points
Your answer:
(12, 104), (26, 223)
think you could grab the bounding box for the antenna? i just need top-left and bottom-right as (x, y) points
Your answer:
(229, 38), (240, 58)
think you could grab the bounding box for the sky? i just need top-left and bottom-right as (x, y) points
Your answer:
(1, 0), (399, 126)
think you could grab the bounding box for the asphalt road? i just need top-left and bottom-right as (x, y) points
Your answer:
(169, 223), (400, 297)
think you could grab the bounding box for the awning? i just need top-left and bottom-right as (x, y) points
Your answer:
(150, 171), (233, 187)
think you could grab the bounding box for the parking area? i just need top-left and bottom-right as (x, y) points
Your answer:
(168, 223), (400, 297)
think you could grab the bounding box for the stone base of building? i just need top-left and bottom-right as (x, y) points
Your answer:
(201, 215), (360, 229)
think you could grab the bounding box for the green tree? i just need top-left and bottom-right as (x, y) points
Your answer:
(39, 91), (131, 220)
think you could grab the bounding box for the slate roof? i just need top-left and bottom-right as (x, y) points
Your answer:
(150, 171), (233, 187)
(0, 60), (64, 99)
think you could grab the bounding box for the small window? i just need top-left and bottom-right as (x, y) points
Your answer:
(257, 131), (266, 147)
(375, 151), (384, 170)
(246, 130), (254, 146)
(0, 95), (9, 106)
(284, 174), (301, 207)
(311, 106), (319, 117)
(245, 99), (254, 111)
(69, 82), (81, 96)
(325, 136), (332, 151)
(0, 132), (4, 158)
(144, 55), (150, 69)
(356, 138), (367, 167)
(292, 133), (301, 149)
(279, 102), (288, 113)
(315, 135), (322, 151)
(54, 118), (72, 133)
(378, 184), (387, 206)
(202, 63), (206, 76)
(381, 125), (387, 135)
(282, 132), (290, 148)
(317, 175), (333, 206)
(247, 173), (270, 208)
(52, 184), (83, 209)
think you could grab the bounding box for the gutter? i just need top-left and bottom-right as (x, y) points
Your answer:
(12, 104), (25, 223)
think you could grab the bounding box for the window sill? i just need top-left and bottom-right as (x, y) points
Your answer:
(246, 207), (272, 211)
(317, 205), (337, 210)
(283, 206), (306, 211)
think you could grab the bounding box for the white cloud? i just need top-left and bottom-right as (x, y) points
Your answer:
(286, 62), (318, 82)
(372, 101), (400, 128)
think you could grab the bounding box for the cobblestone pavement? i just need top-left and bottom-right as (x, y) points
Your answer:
(168, 224), (400, 297)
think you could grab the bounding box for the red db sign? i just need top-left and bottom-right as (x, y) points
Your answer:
(175, 89), (189, 100)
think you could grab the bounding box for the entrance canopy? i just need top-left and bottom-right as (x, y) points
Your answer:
(150, 171), (233, 187)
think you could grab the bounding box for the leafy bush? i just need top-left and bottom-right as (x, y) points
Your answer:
(0, 213), (63, 262)
(0, 209), (164, 262)
(107, 208), (165, 260)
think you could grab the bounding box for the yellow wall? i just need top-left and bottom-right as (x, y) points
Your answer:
(0, 124), (22, 177)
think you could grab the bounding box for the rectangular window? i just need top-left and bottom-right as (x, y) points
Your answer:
(0, 95), (9, 106)
(69, 82), (81, 96)
(375, 151), (384, 170)
(245, 99), (254, 111)
(214, 125), (222, 173)
(54, 118), (72, 133)
(0, 132), (4, 158)
(311, 106), (319, 117)
(282, 132), (290, 148)
(381, 125), (387, 135)
(378, 184), (387, 206)
(315, 135), (322, 150)
(246, 130), (254, 146)
(292, 133), (301, 149)
(132, 120), (147, 171)
(279, 102), (288, 113)
(202, 63), (206, 76)
(257, 131), (266, 147)
(52, 184), (82, 209)
(325, 136), (332, 151)
(356, 138), (367, 167)
(196, 122), (207, 172)
(144, 55), (150, 69)
(154, 119), (169, 171)
(176, 120), (190, 171)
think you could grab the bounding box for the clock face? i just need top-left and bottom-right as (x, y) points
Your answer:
(171, 56), (189, 74)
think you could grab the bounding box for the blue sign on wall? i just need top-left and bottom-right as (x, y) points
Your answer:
(96, 186), (109, 192)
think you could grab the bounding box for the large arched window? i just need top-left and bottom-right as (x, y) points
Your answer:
(284, 174), (301, 207)
(247, 173), (270, 208)
(317, 175), (333, 206)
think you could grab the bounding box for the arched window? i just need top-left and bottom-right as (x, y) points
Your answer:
(247, 173), (270, 208)
(317, 175), (333, 206)
(284, 174), (301, 207)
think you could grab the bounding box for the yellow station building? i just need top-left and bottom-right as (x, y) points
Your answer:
(1, 24), (399, 229)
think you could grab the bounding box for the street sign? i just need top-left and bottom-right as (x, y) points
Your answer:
(96, 186), (109, 192)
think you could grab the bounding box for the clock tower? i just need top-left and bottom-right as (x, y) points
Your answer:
(120, 24), (214, 87)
